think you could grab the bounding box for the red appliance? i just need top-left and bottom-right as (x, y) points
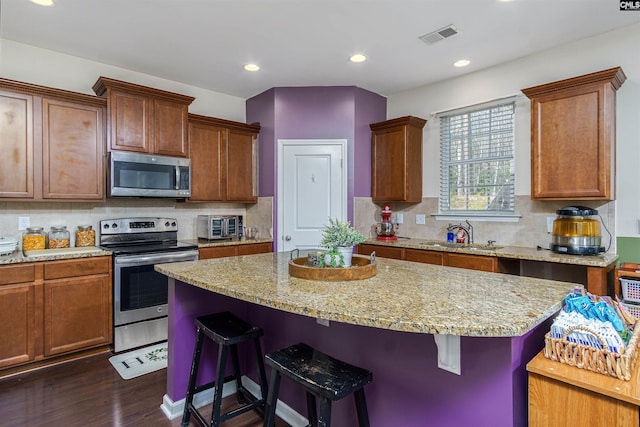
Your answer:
(376, 204), (397, 241)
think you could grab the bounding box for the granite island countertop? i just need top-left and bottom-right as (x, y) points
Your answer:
(155, 252), (579, 337)
(361, 238), (618, 267)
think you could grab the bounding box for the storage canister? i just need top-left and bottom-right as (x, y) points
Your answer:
(75, 225), (95, 247)
(22, 227), (46, 251)
(48, 226), (70, 248)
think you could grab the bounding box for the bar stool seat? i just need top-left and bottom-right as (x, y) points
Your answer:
(263, 342), (372, 427)
(181, 311), (268, 427)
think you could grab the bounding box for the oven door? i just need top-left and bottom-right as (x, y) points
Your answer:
(113, 250), (198, 326)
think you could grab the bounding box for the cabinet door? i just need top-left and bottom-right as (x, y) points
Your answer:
(0, 90), (34, 198)
(227, 128), (258, 202)
(189, 121), (226, 202)
(445, 253), (497, 272)
(356, 244), (403, 260)
(371, 116), (425, 203)
(404, 249), (443, 265)
(238, 242), (272, 256)
(0, 283), (36, 368)
(43, 274), (112, 356)
(109, 90), (152, 153)
(530, 87), (609, 199)
(42, 98), (105, 200)
(199, 246), (239, 259)
(154, 98), (189, 157)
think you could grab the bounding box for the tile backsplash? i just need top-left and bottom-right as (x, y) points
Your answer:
(355, 196), (616, 253)
(0, 197), (274, 247)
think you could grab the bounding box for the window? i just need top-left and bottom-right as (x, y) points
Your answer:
(439, 98), (515, 215)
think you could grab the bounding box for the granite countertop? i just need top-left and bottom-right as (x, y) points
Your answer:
(0, 246), (112, 265)
(362, 238), (618, 268)
(155, 252), (579, 337)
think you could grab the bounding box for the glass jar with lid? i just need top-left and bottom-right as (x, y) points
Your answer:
(75, 225), (96, 247)
(22, 227), (46, 251)
(48, 226), (70, 249)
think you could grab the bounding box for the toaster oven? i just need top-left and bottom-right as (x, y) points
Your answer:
(197, 215), (243, 240)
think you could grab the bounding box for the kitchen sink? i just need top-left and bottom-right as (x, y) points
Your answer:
(418, 241), (503, 251)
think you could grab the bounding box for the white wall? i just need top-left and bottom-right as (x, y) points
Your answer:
(387, 23), (640, 238)
(0, 39), (247, 121)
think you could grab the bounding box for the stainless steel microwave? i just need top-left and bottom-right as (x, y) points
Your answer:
(197, 215), (243, 240)
(109, 151), (191, 198)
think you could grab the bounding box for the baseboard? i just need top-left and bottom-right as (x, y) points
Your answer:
(160, 382), (237, 420)
(160, 375), (307, 427)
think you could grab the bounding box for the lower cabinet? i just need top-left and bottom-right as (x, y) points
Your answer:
(0, 256), (112, 372)
(0, 264), (37, 369)
(199, 242), (273, 260)
(43, 258), (112, 356)
(358, 244), (498, 272)
(444, 253), (497, 272)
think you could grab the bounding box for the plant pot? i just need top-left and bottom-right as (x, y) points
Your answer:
(323, 246), (354, 268)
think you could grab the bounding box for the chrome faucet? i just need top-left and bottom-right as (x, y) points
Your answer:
(447, 220), (473, 244)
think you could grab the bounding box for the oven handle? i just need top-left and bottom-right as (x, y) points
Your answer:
(115, 250), (199, 266)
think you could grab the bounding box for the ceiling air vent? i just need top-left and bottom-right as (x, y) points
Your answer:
(419, 25), (459, 45)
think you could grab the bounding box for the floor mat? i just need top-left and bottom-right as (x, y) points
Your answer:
(109, 342), (168, 380)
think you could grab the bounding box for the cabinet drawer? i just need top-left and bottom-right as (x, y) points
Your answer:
(404, 249), (443, 265)
(44, 257), (110, 280)
(199, 246), (239, 260)
(445, 253), (497, 272)
(357, 244), (403, 260)
(238, 242), (272, 256)
(0, 264), (36, 285)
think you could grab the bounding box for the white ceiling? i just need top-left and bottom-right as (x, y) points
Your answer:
(1, 0), (639, 99)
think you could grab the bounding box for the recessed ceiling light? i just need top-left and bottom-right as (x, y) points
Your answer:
(350, 54), (367, 63)
(244, 64), (260, 72)
(30, 0), (54, 6)
(453, 59), (471, 67)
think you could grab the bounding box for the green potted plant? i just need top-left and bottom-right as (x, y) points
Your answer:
(319, 218), (366, 268)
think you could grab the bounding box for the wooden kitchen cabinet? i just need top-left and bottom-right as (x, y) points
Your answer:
(370, 116), (426, 203)
(0, 78), (106, 201)
(93, 76), (194, 157)
(444, 253), (498, 272)
(199, 242), (272, 260)
(43, 257), (112, 356)
(0, 264), (38, 369)
(357, 244), (403, 260)
(0, 256), (113, 373)
(188, 114), (260, 203)
(404, 248), (443, 265)
(522, 67), (626, 200)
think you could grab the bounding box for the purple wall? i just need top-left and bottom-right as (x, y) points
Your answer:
(168, 280), (550, 427)
(246, 86), (387, 248)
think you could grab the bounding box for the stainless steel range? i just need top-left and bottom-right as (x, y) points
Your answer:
(99, 217), (198, 353)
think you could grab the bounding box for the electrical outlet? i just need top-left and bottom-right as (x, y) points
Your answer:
(416, 214), (426, 225)
(316, 318), (330, 327)
(546, 216), (555, 233)
(396, 213), (403, 224)
(18, 216), (30, 231)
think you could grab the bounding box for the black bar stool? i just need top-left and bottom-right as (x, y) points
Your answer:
(181, 311), (269, 427)
(263, 342), (373, 427)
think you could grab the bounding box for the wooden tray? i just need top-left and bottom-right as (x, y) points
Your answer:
(288, 254), (377, 281)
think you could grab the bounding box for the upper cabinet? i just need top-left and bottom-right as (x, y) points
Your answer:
(188, 114), (260, 203)
(93, 77), (195, 157)
(0, 78), (106, 201)
(370, 116), (426, 203)
(522, 67), (626, 200)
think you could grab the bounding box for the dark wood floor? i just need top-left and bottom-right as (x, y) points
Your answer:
(0, 352), (288, 427)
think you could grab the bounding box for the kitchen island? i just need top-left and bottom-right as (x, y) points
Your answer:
(156, 252), (579, 427)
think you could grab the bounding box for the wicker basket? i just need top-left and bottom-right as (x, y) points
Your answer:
(544, 324), (640, 380)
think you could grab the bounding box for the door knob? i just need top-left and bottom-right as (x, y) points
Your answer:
(284, 235), (292, 241)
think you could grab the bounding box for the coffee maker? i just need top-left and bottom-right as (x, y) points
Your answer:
(376, 204), (397, 241)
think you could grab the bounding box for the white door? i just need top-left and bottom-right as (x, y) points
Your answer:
(277, 140), (346, 252)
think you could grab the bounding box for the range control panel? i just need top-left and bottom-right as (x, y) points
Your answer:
(99, 217), (178, 235)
